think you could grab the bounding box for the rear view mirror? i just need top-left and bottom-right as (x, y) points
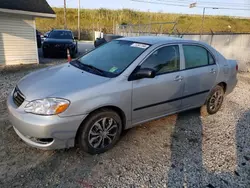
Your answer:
(130, 68), (156, 80)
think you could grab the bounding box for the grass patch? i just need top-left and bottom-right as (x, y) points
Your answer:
(36, 8), (250, 39)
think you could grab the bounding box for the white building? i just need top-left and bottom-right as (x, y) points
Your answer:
(0, 0), (55, 65)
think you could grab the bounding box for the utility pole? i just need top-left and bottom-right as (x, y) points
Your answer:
(78, 0), (80, 40)
(200, 7), (206, 40)
(138, 14), (141, 35)
(190, 2), (219, 40)
(64, 0), (67, 29)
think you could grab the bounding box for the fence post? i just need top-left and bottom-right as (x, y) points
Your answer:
(210, 29), (214, 45)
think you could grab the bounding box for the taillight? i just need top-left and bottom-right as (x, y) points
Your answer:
(236, 64), (238, 71)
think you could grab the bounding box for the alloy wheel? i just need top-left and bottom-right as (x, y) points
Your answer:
(209, 90), (224, 112)
(88, 117), (118, 149)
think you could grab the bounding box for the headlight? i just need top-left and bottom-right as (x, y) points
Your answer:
(24, 98), (70, 115)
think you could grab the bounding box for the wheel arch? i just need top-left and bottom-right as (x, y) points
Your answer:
(217, 82), (227, 93)
(75, 105), (127, 146)
(204, 82), (227, 105)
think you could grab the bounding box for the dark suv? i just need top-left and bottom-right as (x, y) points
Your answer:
(42, 29), (78, 58)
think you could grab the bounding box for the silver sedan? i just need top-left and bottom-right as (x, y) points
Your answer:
(7, 36), (238, 154)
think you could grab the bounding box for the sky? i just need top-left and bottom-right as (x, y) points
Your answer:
(46, 0), (250, 18)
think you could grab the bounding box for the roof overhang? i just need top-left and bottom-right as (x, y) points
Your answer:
(0, 8), (56, 18)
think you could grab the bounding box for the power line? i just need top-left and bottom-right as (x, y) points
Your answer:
(194, 0), (250, 6)
(157, 0), (250, 6)
(155, 0), (250, 8)
(132, 0), (250, 10)
(131, 0), (191, 7)
(151, 0), (250, 8)
(131, 0), (250, 10)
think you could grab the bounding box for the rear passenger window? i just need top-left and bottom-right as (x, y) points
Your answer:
(208, 52), (215, 65)
(140, 45), (180, 75)
(183, 45), (215, 69)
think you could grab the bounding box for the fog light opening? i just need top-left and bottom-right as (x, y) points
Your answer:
(27, 136), (54, 144)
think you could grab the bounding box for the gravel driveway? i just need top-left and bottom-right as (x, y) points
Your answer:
(0, 63), (250, 188)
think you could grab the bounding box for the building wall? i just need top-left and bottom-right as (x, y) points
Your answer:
(120, 32), (250, 71)
(0, 13), (38, 65)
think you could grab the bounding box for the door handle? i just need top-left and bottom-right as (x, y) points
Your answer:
(174, 75), (183, 81)
(210, 68), (216, 74)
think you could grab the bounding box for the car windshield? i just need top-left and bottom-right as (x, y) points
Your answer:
(48, 31), (73, 39)
(76, 40), (150, 77)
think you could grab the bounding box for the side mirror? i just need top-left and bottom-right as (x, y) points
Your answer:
(131, 68), (156, 80)
(74, 36), (78, 40)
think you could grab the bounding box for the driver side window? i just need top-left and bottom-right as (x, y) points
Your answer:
(140, 45), (180, 75)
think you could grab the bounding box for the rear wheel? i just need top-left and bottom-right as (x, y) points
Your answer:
(201, 85), (224, 116)
(77, 109), (122, 154)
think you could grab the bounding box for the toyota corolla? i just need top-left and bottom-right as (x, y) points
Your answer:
(7, 36), (237, 154)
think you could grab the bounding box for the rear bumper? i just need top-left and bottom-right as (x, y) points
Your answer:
(7, 92), (87, 149)
(225, 77), (238, 95)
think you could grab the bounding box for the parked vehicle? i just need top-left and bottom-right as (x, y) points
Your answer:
(42, 29), (78, 58)
(7, 36), (237, 154)
(94, 34), (123, 48)
(36, 30), (42, 48)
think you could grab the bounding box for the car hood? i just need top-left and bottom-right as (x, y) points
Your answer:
(44, 38), (74, 44)
(17, 64), (110, 101)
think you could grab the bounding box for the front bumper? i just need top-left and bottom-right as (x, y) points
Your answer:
(7, 92), (87, 149)
(43, 44), (76, 55)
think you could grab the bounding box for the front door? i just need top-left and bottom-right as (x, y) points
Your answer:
(181, 44), (218, 109)
(131, 45), (185, 125)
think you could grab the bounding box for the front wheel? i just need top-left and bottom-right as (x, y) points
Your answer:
(201, 85), (224, 116)
(77, 109), (122, 154)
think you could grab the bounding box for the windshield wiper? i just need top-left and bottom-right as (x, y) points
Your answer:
(70, 60), (105, 76)
(70, 60), (85, 69)
(82, 64), (105, 75)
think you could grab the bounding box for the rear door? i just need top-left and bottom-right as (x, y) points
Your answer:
(181, 44), (218, 109)
(131, 45), (185, 125)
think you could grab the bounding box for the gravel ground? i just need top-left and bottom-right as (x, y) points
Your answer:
(0, 63), (250, 188)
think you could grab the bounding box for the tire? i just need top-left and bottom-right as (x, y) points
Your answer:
(201, 85), (224, 116)
(77, 109), (123, 154)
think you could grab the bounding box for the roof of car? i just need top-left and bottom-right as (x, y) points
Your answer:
(52, 29), (72, 32)
(118, 36), (195, 45)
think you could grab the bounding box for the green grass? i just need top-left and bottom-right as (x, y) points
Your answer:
(36, 8), (250, 39)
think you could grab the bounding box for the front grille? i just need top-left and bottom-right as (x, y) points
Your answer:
(13, 87), (25, 107)
(50, 43), (66, 49)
